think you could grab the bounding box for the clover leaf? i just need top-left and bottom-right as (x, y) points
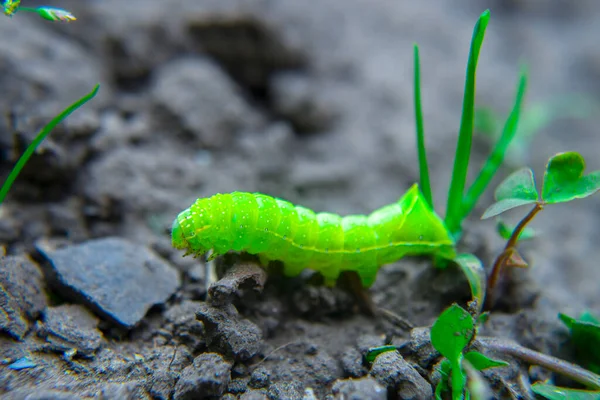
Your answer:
(481, 168), (539, 219)
(542, 152), (600, 204)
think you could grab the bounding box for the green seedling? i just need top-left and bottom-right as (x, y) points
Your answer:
(495, 218), (535, 241)
(431, 304), (600, 399)
(430, 303), (508, 400)
(0, 84), (100, 205)
(475, 94), (598, 167)
(531, 382), (600, 400)
(482, 151), (600, 304)
(413, 9), (528, 241)
(364, 345), (397, 364)
(414, 10), (527, 238)
(2, 0), (75, 21)
(559, 312), (600, 374)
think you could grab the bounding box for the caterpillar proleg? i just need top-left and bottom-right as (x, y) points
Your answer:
(172, 184), (456, 287)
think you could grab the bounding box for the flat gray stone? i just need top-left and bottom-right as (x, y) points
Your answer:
(37, 237), (180, 328)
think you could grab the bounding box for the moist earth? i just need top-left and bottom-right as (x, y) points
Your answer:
(1, 0), (600, 399)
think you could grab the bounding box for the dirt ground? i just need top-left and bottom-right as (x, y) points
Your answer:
(1, 0), (600, 399)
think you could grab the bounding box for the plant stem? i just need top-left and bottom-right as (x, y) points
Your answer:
(413, 44), (433, 209)
(486, 202), (543, 298)
(461, 68), (528, 220)
(0, 84), (99, 205)
(478, 337), (600, 390)
(445, 10), (490, 236)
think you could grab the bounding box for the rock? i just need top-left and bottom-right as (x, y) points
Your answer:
(6, 389), (84, 400)
(208, 262), (268, 307)
(163, 301), (205, 351)
(341, 346), (367, 378)
(268, 381), (304, 400)
(173, 352), (233, 400)
(99, 381), (150, 400)
(249, 366), (270, 389)
(240, 390), (269, 400)
(38, 304), (104, 358)
(37, 237), (180, 328)
(331, 377), (386, 400)
(0, 256), (48, 340)
(369, 350), (432, 399)
(152, 57), (259, 148)
(144, 346), (193, 399)
(196, 303), (262, 361)
(407, 327), (440, 369)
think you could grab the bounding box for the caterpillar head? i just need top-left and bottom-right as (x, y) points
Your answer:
(171, 207), (213, 256)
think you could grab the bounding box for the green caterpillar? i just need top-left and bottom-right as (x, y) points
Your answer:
(172, 184), (456, 287)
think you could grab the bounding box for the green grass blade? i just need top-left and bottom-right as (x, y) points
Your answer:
(0, 84), (100, 205)
(445, 9), (490, 235)
(413, 44), (433, 209)
(462, 68), (528, 220)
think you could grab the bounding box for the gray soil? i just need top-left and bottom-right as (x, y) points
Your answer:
(1, 0), (600, 399)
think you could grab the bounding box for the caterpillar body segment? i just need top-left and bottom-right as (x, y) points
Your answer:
(171, 184), (456, 287)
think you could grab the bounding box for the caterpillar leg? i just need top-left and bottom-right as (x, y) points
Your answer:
(356, 267), (378, 288)
(319, 269), (341, 287)
(258, 253), (271, 267)
(282, 262), (305, 277)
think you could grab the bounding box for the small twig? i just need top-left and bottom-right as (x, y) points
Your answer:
(253, 341), (302, 369)
(377, 308), (415, 331)
(486, 203), (543, 307)
(478, 337), (600, 390)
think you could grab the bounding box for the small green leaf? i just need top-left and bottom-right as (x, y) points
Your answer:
(542, 152), (600, 204)
(464, 351), (509, 370)
(559, 312), (600, 374)
(365, 345), (397, 364)
(477, 312), (490, 325)
(431, 304), (475, 363)
(559, 313), (577, 330)
(579, 312), (600, 325)
(453, 254), (486, 315)
(481, 168), (538, 219)
(531, 382), (600, 400)
(496, 218), (536, 240)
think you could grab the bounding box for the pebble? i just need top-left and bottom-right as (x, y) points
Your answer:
(173, 352), (233, 400)
(37, 237), (180, 328)
(0, 256), (48, 340)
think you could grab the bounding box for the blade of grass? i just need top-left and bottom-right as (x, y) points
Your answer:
(0, 84), (100, 205)
(413, 43), (433, 209)
(445, 9), (490, 235)
(461, 67), (528, 219)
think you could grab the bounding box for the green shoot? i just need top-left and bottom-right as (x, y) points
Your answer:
(364, 345), (397, 364)
(496, 218), (535, 241)
(444, 10), (490, 236)
(430, 303), (508, 400)
(2, 1), (76, 21)
(531, 382), (600, 400)
(461, 67), (528, 221)
(0, 84), (100, 205)
(559, 312), (600, 374)
(413, 9), (528, 241)
(413, 44), (433, 209)
(475, 94), (599, 167)
(452, 254), (486, 316)
(482, 152), (600, 305)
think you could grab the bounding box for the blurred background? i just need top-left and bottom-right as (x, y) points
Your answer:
(0, 0), (599, 395)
